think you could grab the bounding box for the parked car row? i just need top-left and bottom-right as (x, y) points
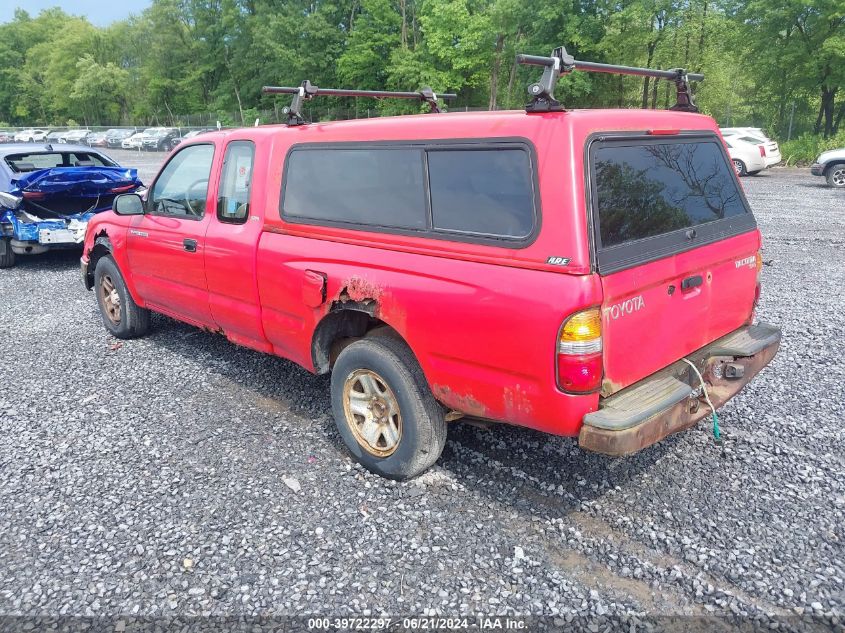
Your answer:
(0, 127), (214, 151)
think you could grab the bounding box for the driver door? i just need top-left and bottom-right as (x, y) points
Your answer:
(126, 143), (217, 327)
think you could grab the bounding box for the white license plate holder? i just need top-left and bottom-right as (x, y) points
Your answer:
(38, 229), (76, 244)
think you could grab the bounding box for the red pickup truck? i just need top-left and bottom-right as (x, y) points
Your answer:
(81, 54), (780, 480)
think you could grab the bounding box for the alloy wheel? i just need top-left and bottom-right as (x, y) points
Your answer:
(342, 369), (402, 457)
(99, 274), (121, 325)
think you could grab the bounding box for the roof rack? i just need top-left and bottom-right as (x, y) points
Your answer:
(262, 80), (458, 126)
(515, 46), (704, 114)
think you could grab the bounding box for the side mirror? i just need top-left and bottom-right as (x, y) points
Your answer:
(113, 193), (145, 216)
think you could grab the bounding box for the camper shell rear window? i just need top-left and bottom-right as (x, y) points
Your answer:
(280, 139), (540, 247)
(589, 132), (756, 274)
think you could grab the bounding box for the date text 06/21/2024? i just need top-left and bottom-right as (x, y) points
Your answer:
(306, 616), (527, 630)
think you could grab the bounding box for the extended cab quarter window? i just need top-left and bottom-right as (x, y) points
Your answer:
(283, 148), (427, 230)
(282, 142), (537, 244)
(427, 148), (534, 238)
(217, 141), (255, 224)
(591, 135), (755, 273)
(150, 144), (215, 219)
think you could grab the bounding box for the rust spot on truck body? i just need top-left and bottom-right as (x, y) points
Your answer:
(342, 276), (384, 303)
(503, 384), (533, 418)
(432, 384), (487, 418)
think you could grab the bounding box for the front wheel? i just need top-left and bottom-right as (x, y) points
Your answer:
(330, 337), (447, 480)
(94, 255), (150, 339)
(732, 159), (747, 177)
(0, 238), (15, 268)
(826, 164), (845, 188)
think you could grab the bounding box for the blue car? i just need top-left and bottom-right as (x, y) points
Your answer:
(0, 144), (143, 268)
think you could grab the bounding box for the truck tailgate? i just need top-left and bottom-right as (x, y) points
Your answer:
(588, 132), (761, 394)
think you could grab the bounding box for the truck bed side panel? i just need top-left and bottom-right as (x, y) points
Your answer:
(256, 233), (602, 436)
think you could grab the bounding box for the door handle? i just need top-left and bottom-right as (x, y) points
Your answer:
(183, 238), (198, 253)
(681, 274), (703, 290)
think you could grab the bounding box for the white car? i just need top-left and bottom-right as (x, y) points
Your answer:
(121, 127), (162, 149)
(13, 128), (49, 142)
(720, 128), (781, 167)
(723, 135), (767, 177)
(121, 132), (148, 149)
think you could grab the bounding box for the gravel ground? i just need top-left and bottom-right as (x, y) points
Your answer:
(0, 165), (842, 631)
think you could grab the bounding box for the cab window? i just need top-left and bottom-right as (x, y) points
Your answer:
(217, 141), (255, 224)
(150, 144), (215, 219)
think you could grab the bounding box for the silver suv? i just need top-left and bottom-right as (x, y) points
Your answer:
(811, 148), (845, 188)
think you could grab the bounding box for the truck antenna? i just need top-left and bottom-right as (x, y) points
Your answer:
(262, 81), (458, 126)
(515, 46), (704, 113)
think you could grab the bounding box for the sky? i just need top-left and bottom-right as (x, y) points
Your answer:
(0, 1), (152, 26)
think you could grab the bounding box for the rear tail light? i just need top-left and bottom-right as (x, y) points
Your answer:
(759, 145), (766, 157)
(557, 307), (603, 394)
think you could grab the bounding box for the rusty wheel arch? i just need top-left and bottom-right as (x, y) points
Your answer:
(84, 231), (112, 290)
(311, 305), (404, 375)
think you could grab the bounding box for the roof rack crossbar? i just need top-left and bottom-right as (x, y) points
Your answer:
(516, 46), (704, 113)
(262, 80), (457, 126)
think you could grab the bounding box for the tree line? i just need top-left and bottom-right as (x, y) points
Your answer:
(0, 0), (842, 141)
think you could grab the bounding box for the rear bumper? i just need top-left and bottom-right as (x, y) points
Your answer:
(810, 163), (825, 176)
(579, 323), (781, 456)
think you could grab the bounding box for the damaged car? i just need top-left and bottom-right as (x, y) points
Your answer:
(0, 144), (143, 268)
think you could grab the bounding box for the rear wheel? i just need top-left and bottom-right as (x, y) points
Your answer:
(330, 337), (447, 480)
(0, 238), (15, 268)
(94, 255), (150, 339)
(732, 159), (747, 177)
(826, 164), (845, 188)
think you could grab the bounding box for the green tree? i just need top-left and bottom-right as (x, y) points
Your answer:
(70, 55), (131, 124)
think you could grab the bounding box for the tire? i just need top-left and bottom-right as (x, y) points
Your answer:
(732, 159), (747, 177)
(0, 238), (15, 268)
(330, 337), (447, 480)
(826, 164), (845, 188)
(93, 255), (150, 339)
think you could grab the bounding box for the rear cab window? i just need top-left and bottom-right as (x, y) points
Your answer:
(589, 133), (756, 273)
(281, 140), (539, 246)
